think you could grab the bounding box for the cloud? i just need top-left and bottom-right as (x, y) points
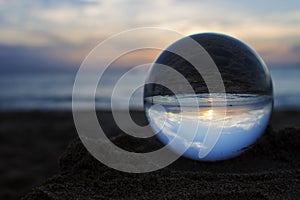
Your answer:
(0, 45), (78, 72)
(259, 43), (300, 66)
(291, 45), (300, 54)
(0, 0), (299, 70)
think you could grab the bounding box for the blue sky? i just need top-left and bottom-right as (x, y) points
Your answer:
(0, 0), (300, 72)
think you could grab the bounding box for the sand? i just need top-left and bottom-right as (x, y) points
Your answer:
(0, 110), (299, 199)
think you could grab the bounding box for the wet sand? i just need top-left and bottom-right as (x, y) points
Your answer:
(0, 110), (299, 199)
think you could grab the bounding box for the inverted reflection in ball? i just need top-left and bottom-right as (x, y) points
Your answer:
(144, 33), (273, 161)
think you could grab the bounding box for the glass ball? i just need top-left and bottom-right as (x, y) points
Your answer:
(144, 33), (273, 161)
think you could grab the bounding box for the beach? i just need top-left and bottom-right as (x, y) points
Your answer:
(0, 109), (299, 199)
(1, 0), (300, 199)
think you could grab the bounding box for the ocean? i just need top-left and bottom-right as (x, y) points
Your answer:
(0, 66), (299, 111)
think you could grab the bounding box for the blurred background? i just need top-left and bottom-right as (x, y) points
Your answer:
(0, 0), (300, 110)
(0, 0), (299, 199)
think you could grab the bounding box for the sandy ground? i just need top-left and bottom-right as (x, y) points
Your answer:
(0, 110), (299, 199)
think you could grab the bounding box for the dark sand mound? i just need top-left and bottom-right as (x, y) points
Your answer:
(0, 111), (76, 200)
(1, 110), (299, 199)
(23, 126), (299, 199)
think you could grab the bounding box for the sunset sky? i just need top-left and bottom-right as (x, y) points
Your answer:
(1, 0), (300, 72)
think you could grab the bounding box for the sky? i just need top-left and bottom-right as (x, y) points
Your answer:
(0, 0), (300, 72)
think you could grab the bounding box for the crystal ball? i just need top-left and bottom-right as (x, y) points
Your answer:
(144, 33), (273, 161)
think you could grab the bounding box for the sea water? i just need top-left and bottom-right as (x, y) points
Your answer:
(145, 93), (272, 161)
(0, 67), (298, 111)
